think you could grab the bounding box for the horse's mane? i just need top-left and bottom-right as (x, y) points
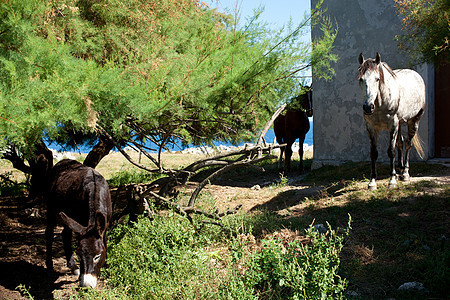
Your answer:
(358, 59), (397, 84)
(380, 62), (396, 80)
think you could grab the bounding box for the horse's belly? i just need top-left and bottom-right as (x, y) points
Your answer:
(364, 113), (395, 131)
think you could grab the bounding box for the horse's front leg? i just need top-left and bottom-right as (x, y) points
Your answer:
(388, 125), (399, 188)
(366, 125), (378, 190)
(396, 128), (405, 173)
(284, 139), (294, 173)
(298, 136), (306, 172)
(278, 144), (285, 170)
(62, 226), (79, 275)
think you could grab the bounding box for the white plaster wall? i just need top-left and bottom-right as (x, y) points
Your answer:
(311, 0), (432, 169)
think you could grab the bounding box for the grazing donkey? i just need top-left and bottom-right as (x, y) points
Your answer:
(45, 159), (112, 288)
(358, 53), (425, 190)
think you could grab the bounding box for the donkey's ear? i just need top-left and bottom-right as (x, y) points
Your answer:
(59, 212), (86, 234)
(95, 211), (108, 236)
(375, 52), (381, 64)
(358, 53), (364, 65)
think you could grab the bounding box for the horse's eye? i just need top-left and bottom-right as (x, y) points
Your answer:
(93, 254), (102, 264)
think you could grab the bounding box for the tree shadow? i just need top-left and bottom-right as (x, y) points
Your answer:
(250, 185), (322, 212)
(246, 181), (450, 298)
(0, 261), (73, 299)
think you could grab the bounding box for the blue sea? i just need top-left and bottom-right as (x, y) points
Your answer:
(48, 119), (313, 153)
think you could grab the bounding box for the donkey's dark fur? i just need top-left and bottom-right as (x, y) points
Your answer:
(45, 159), (112, 288)
(274, 90), (312, 173)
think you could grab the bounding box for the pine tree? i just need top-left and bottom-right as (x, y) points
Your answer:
(1, 0), (337, 171)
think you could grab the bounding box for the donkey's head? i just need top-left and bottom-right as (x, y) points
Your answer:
(60, 211), (108, 288)
(358, 53), (382, 115)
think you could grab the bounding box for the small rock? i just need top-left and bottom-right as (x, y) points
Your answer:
(251, 185), (261, 191)
(398, 281), (427, 292)
(345, 290), (359, 296)
(312, 224), (327, 234)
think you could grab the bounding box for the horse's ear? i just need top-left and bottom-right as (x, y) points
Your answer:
(375, 52), (381, 64)
(358, 53), (364, 65)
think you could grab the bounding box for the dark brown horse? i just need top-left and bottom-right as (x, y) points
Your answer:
(274, 90), (313, 173)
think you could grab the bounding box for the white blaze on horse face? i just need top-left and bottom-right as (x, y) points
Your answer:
(360, 69), (380, 115)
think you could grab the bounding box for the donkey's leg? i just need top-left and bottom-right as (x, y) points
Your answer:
(284, 139), (294, 173)
(45, 222), (55, 273)
(388, 125), (399, 188)
(366, 126), (378, 190)
(62, 226), (79, 275)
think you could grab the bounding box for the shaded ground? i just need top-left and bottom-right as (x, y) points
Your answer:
(0, 159), (449, 299)
(0, 197), (82, 300)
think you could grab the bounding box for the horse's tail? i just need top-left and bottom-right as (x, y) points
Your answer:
(412, 134), (425, 159)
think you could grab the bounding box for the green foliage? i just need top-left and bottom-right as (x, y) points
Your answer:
(0, 0), (337, 160)
(99, 211), (350, 300)
(16, 284), (34, 299)
(419, 247), (450, 296)
(242, 220), (350, 299)
(394, 0), (450, 63)
(106, 214), (222, 299)
(0, 172), (26, 196)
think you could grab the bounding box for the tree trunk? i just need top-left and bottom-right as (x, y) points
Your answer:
(29, 141), (54, 199)
(83, 136), (115, 168)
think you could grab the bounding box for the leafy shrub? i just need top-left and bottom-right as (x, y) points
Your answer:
(106, 213), (231, 299)
(0, 172), (26, 196)
(242, 220), (350, 299)
(69, 210), (350, 299)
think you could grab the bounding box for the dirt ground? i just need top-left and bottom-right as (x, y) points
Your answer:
(0, 162), (449, 299)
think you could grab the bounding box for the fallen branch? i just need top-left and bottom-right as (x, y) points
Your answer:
(110, 105), (288, 228)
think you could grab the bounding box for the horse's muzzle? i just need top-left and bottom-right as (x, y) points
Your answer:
(363, 103), (375, 115)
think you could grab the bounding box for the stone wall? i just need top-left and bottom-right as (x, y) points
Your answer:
(311, 0), (434, 169)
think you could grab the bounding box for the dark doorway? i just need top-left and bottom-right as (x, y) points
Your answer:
(435, 59), (450, 157)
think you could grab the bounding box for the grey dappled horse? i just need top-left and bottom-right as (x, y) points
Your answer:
(358, 53), (425, 190)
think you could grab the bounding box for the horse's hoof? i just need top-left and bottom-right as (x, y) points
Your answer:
(400, 174), (410, 182)
(368, 179), (377, 190)
(388, 182), (397, 189)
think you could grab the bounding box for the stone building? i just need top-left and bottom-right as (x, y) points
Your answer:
(310, 0), (443, 169)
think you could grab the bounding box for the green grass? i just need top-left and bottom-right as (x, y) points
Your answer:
(65, 211), (349, 300)
(107, 168), (164, 187)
